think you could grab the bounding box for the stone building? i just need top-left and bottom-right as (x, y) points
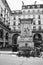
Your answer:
(0, 0), (20, 48)
(11, 4), (43, 48)
(0, 0), (43, 48)
(0, 0), (12, 47)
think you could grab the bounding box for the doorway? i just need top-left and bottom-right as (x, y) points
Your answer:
(33, 33), (42, 47)
(12, 33), (19, 51)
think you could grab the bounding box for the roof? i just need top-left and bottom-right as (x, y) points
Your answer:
(22, 4), (43, 9)
(2, 0), (11, 14)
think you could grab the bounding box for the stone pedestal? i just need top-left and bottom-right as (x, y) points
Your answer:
(17, 18), (34, 48)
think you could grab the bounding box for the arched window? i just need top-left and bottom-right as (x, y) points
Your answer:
(5, 32), (8, 40)
(0, 29), (3, 39)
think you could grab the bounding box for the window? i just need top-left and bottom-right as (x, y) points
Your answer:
(23, 10), (25, 14)
(37, 10), (40, 13)
(38, 20), (41, 25)
(33, 26), (36, 30)
(5, 33), (8, 40)
(4, 8), (6, 14)
(42, 10), (43, 13)
(38, 15), (40, 19)
(14, 17), (16, 20)
(33, 10), (35, 13)
(37, 5), (40, 8)
(13, 22), (15, 25)
(28, 10), (30, 13)
(39, 26), (41, 30)
(1, 13), (3, 17)
(18, 23), (20, 25)
(0, 29), (3, 39)
(1, 7), (3, 17)
(33, 21), (36, 25)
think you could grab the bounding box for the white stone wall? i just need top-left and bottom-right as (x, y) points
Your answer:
(0, 0), (11, 27)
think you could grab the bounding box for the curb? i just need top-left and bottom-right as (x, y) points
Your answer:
(0, 51), (18, 55)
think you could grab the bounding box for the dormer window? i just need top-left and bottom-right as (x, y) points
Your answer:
(37, 5), (40, 8)
(33, 6), (35, 8)
(23, 10), (25, 14)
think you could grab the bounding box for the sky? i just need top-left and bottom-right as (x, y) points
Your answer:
(6, 0), (43, 11)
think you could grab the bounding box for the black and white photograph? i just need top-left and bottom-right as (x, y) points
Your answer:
(0, 0), (43, 65)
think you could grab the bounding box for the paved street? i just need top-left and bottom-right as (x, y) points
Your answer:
(0, 53), (43, 65)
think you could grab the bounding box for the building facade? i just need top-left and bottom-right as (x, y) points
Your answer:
(0, 0), (43, 48)
(0, 0), (12, 47)
(11, 4), (43, 48)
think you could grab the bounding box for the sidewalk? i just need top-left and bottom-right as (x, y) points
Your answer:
(0, 51), (18, 55)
